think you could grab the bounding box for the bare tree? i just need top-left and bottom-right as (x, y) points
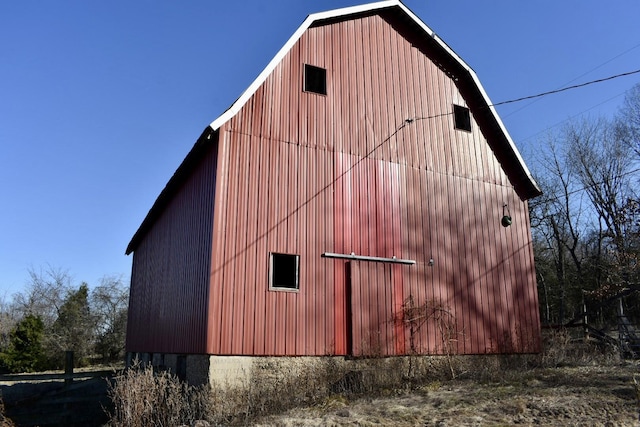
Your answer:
(12, 266), (72, 328)
(566, 118), (638, 294)
(530, 135), (592, 324)
(91, 276), (129, 362)
(0, 294), (17, 352)
(617, 83), (640, 157)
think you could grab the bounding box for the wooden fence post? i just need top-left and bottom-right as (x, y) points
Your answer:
(65, 351), (74, 385)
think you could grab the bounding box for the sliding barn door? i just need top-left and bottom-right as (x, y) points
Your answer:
(349, 261), (400, 356)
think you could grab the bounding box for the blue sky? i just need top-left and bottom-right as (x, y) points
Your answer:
(1, 1), (639, 299)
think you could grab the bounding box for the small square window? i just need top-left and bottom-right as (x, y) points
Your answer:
(304, 64), (327, 95)
(453, 104), (471, 131)
(269, 253), (300, 291)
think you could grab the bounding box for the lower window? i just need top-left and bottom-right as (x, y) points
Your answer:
(269, 252), (300, 291)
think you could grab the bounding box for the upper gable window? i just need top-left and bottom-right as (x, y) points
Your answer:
(304, 64), (327, 95)
(453, 104), (471, 132)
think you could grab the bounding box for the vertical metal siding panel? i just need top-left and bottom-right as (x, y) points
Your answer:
(295, 147), (308, 356)
(388, 162), (403, 354)
(378, 19), (393, 160)
(330, 22), (343, 153)
(351, 18), (364, 157)
(315, 153), (325, 355)
(466, 179), (481, 353)
(500, 186), (517, 352)
(472, 177), (489, 353)
(449, 172), (466, 354)
(273, 144), (287, 355)
(253, 136), (270, 356)
(369, 17), (384, 161)
(219, 135), (240, 354)
(239, 136), (257, 354)
(484, 181), (501, 353)
(395, 22), (411, 165)
(208, 126), (227, 343)
(456, 177), (471, 353)
(399, 161), (413, 353)
(449, 83), (463, 178)
(335, 154), (352, 354)
(431, 171), (446, 354)
(494, 185), (511, 352)
(262, 139), (276, 355)
(424, 170), (438, 354)
(351, 262), (362, 355)
(380, 17), (394, 163)
(378, 255), (389, 355)
(244, 117), (264, 355)
(318, 153), (331, 355)
(366, 162), (377, 255)
(325, 24), (336, 152)
(366, 263), (376, 355)
(307, 151), (320, 355)
(375, 162), (386, 257)
(466, 178), (484, 353)
(433, 63), (448, 176)
(441, 172), (456, 355)
(362, 16), (376, 157)
(415, 169), (431, 353)
(481, 182), (496, 353)
(412, 39), (425, 162)
(317, 27), (329, 152)
(230, 136), (249, 354)
(324, 152), (335, 354)
(482, 181), (498, 352)
(285, 144), (299, 355)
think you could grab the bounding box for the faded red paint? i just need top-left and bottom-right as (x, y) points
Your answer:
(126, 8), (541, 357)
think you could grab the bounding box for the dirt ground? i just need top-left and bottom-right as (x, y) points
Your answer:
(257, 363), (639, 427)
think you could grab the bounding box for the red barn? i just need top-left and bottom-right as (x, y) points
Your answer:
(125, 0), (541, 380)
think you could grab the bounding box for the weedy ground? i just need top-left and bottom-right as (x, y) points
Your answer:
(257, 363), (638, 426)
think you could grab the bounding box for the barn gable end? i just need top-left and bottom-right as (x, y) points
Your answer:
(126, 1), (542, 372)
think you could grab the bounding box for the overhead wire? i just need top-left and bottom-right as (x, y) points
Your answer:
(490, 68), (640, 107)
(406, 68), (640, 125)
(502, 42), (640, 118)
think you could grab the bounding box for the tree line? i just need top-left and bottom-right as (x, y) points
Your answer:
(0, 267), (128, 373)
(530, 83), (640, 329)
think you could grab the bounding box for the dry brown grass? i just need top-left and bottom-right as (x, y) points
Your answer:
(107, 331), (632, 426)
(107, 362), (213, 427)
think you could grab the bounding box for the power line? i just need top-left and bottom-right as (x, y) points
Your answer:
(407, 68), (640, 125)
(491, 69), (640, 107)
(502, 42), (640, 118)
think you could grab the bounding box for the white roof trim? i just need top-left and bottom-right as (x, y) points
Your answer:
(208, 0), (539, 194)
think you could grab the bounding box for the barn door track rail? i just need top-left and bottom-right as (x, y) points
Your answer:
(322, 252), (416, 265)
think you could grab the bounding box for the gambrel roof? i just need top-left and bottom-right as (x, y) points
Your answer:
(209, 0), (540, 196)
(126, 0), (540, 255)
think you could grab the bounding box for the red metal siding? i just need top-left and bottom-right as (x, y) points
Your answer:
(126, 141), (218, 354)
(203, 12), (540, 356)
